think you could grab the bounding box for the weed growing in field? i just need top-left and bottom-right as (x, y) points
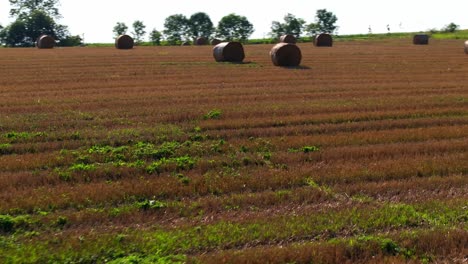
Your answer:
(146, 161), (162, 174)
(351, 194), (375, 203)
(56, 169), (72, 182)
(77, 112), (94, 121)
(136, 200), (167, 211)
(146, 156), (196, 174)
(0, 214), (33, 233)
(55, 216), (68, 229)
(203, 109), (222, 120)
(107, 253), (186, 264)
(89, 145), (129, 162)
(0, 215), (14, 233)
(0, 143), (12, 154)
(173, 156), (196, 170)
(304, 178), (334, 195)
(69, 163), (96, 172)
(70, 131), (81, 140)
(133, 141), (180, 160)
(3, 131), (46, 143)
(75, 154), (91, 164)
(210, 139), (225, 153)
(176, 173), (191, 185)
(289, 145), (321, 153)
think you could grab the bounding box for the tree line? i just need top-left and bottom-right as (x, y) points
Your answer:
(0, 0), (338, 47)
(114, 11), (337, 46)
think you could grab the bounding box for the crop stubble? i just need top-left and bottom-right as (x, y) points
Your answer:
(0, 39), (467, 263)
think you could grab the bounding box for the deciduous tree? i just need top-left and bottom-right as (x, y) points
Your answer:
(0, 20), (27, 46)
(306, 9), (338, 35)
(216, 14), (254, 42)
(149, 28), (162, 46)
(188, 12), (213, 40)
(163, 14), (190, 45)
(442, 22), (459, 33)
(270, 13), (306, 39)
(113, 22), (128, 37)
(132, 20), (146, 44)
(1, 0), (80, 46)
(9, 0), (60, 18)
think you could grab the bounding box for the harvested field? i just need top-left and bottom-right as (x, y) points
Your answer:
(0, 39), (467, 263)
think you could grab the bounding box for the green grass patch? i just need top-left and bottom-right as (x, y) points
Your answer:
(0, 200), (465, 262)
(203, 109), (222, 120)
(0, 143), (12, 154)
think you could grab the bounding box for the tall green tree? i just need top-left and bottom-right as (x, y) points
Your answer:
(0, 20), (27, 46)
(25, 9), (57, 40)
(270, 13), (306, 39)
(149, 28), (162, 46)
(306, 9), (338, 35)
(1, 10), (58, 46)
(1, 0), (81, 47)
(216, 13), (254, 42)
(188, 12), (213, 40)
(113, 22), (128, 37)
(163, 14), (190, 45)
(131, 20), (146, 44)
(9, 0), (60, 18)
(442, 22), (459, 33)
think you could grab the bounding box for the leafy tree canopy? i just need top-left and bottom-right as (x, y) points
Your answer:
(306, 9), (338, 35)
(163, 14), (190, 45)
(1, 10), (57, 46)
(149, 28), (162, 46)
(132, 20), (146, 43)
(9, 0), (60, 19)
(270, 13), (306, 39)
(0, 20), (27, 46)
(113, 22), (128, 37)
(1, 0), (81, 47)
(188, 12), (214, 40)
(441, 22), (459, 33)
(216, 13), (254, 42)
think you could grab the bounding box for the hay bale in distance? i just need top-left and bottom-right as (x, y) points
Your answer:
(279, 34), (297, 44)
(314, 33), (333, 47)
(270, 43), (302, 67)
(211, 39), (222, 45)
(213, 42), (245, 62)
(115, 35), (134, 49)
(413, 34), (429, 45)
(36, 35), (55, 49)
(464, 40), (468, 54)
(195, 37), (207, 45)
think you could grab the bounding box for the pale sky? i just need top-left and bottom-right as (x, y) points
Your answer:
(1, 0), (467, 43)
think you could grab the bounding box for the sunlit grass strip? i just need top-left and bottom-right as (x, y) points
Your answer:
(0, 200), (466, 263)
(193, 228), (468, 264)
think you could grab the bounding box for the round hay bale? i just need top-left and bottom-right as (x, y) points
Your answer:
(464, 40), (468, 54)
(413, 34), (429, 45)
(213, 42), (245, 63)
(279, 34), (297, 44)
(314, 33), (333, 47)
(181, 42), (191, 46)
(115, 35), (134, 49)
(270, 43), (302, 67)
(36, 35), (55, 49)
(211, 39), (222, 45)
(195, 37), (207, 45)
